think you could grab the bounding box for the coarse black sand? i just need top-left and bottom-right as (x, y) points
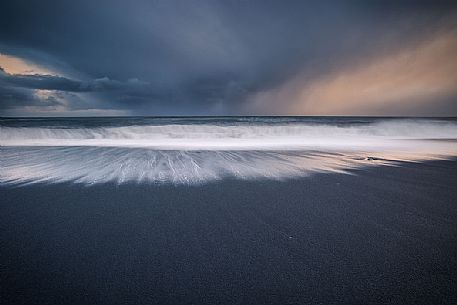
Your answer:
(1, 160), (457, 304)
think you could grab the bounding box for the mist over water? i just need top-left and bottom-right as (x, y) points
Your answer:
(1, 117), (456, 184)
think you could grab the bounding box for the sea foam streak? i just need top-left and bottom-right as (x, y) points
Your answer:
(1, 118), (456, 184)
(1, 120), (456, 149)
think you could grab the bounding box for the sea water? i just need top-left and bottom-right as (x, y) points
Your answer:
(1, 117), (456, 184)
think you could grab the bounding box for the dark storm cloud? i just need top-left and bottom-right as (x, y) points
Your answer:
(0, 68), (148, 93)
(0, 0), (456, 115)
(0, 67), (153, 115)
(1, 69), (88, 92)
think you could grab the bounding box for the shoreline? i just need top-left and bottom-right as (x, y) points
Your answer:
(1, 159), (457, 304)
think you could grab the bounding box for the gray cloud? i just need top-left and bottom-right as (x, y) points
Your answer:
(0, 0), (456, 116)
(0, 68), (151, 92)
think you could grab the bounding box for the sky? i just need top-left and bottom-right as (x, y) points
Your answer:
(0, 0), (456, 116)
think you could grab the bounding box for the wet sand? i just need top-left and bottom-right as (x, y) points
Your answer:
(1, 160), (457, 304)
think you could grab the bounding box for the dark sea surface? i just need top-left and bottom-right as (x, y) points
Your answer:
(1, 115), (457, 128)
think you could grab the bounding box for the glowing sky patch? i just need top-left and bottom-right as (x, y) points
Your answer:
(247, 29), (457, 116)
(0, 54), (54, 75)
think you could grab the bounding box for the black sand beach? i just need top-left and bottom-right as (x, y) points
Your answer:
(1, 160), (457, 305)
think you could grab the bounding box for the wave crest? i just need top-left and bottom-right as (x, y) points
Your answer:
(1, 119), (456, 184)
(1, 120), (456, 150)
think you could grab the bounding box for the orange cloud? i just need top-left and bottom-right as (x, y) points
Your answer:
(0, 54), (53, 75)
(247, 28), (457, 115)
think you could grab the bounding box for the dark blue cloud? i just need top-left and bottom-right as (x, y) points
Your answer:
(0, 0), (456, 115)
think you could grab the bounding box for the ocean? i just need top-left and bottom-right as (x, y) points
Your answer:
(1, 116), (456, 185)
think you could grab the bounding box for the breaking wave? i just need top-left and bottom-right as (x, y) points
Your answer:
(1, 119), (456, 150)
(1, 118), (456, 184)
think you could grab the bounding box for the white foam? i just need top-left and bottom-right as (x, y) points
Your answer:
(1, 120), (456, 150)
(0, 119), (456, 184)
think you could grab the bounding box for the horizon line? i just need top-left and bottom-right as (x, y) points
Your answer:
(1, 115), (457, 119)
